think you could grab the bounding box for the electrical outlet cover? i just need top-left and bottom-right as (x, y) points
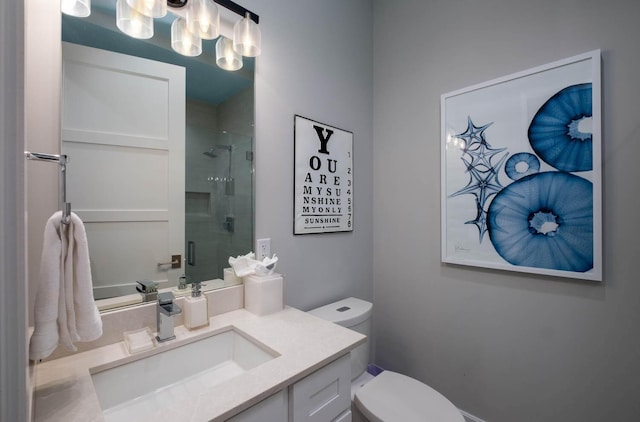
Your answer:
(256, 238), (271, 260)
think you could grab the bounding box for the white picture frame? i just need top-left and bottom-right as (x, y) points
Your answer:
(441, 50), (602, 281)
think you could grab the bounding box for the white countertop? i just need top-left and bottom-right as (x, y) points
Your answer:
(33, 307), (365, 422)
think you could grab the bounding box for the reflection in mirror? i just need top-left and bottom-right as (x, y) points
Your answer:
(61, 1), (254, 311)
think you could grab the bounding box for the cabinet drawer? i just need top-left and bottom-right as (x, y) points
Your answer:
(334, 410), (352, 422)
(290, 354), (351, 422)
(226, 390), (287, 422)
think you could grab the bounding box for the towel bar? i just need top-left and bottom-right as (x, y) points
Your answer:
(24, 151), (72, 224)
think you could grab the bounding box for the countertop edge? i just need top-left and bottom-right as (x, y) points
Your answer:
(33, 307), (366, 422)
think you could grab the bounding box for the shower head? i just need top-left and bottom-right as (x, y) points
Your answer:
(203, 149), (218, 158)
(203, 144), (233, 158)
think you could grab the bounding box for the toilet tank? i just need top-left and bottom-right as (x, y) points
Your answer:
(308, 297), (372, 380)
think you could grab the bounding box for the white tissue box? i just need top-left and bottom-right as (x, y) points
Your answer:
(223, 267), (241, 286)
(243, 273), (284, 316)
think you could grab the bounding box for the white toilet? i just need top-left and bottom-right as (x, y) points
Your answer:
(309, 297), (465, 422)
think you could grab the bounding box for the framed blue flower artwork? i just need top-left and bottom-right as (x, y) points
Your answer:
(441, 50), (602, 281)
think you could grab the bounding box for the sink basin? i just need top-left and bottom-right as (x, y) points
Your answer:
(91, 328), (278, 421)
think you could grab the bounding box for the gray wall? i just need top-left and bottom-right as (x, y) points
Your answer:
(247, 0), (374, 310)
(1, 0), (30, 419)
(372, 1), (640, 421)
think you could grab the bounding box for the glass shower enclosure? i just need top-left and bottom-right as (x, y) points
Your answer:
(185, 131), (254, 284)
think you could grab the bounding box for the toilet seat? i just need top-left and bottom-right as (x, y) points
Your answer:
(354, 371), (465, 422)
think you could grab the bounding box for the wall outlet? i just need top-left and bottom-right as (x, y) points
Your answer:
(256, 238), (271, 261)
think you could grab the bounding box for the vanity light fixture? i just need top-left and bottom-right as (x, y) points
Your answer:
(171, 17), (203, 56)
(61, 0), (91, 18)
(216, 36), (243, 71)
(126, 0), (168, 18)
(233, 11), (261, 57)
(64, 0), (261, 64)
(116, 0), (154, 39)
(186, 0), (221, 40)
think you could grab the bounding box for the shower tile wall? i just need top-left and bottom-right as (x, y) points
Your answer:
(185, 87), (254, 283)
(217, 88), (254, 272)
(217, 87), (254, 135)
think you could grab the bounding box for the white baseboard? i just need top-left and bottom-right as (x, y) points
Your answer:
(459, 408), (488, 422)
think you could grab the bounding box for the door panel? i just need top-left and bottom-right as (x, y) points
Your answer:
(61, 42), (185, 299)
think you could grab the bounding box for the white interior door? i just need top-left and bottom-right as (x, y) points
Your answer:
(61, 42), (185, 299)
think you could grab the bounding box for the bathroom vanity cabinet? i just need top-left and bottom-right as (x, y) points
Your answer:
(226, 390), (288, 421)
(289, 353), (351, 421)
(33, 307), (363, 422)
(229, 353), (352, 422)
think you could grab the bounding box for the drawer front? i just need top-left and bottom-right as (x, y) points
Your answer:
(226, 390), (288, 422)
(333, 410), (352, 422)
(290, 354), (351, 422)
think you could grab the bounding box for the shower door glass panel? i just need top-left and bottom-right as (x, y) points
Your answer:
(185, 97), (254, 283)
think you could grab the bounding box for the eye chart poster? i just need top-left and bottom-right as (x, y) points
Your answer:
(294, 115), (353, 234)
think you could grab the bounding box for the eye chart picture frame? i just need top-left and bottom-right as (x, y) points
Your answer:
(294, 115), (353, 235)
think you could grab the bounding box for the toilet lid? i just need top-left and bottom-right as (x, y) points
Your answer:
(354, 371), (465, 422)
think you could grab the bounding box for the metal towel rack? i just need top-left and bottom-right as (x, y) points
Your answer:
(24, 151), (72, 225)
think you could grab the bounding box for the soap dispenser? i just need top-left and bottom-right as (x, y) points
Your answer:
(183, 281), (209, 329)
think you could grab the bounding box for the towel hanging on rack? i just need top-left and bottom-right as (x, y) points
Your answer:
(29, 211), (102, 360)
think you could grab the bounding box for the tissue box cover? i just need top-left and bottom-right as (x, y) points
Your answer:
(243, 273), (284, 316)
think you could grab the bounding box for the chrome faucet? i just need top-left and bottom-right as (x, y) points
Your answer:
(156, 292), (182, 343)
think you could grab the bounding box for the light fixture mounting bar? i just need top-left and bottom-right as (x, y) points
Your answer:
(167, 0), (188, 7)
(166, 0), (259, 24)
(213, 0), (259, 24)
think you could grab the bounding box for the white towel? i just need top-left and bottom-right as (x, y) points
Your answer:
(29, 211), (103, 360)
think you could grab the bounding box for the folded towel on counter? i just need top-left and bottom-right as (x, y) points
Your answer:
(29, 211), (102, 361)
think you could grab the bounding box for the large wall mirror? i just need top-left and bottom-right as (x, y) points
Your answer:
(61, 1), (255, 311)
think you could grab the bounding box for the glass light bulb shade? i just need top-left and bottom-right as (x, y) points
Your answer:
(233, 13), (261, 57)
(216, 37), (243, 71)
(61, 0), (91, 17)
(116, 0), (153, 39)
(126, 0), (167, 18)
(186, 0), (220, 40)
(172, 18), (203, 57)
